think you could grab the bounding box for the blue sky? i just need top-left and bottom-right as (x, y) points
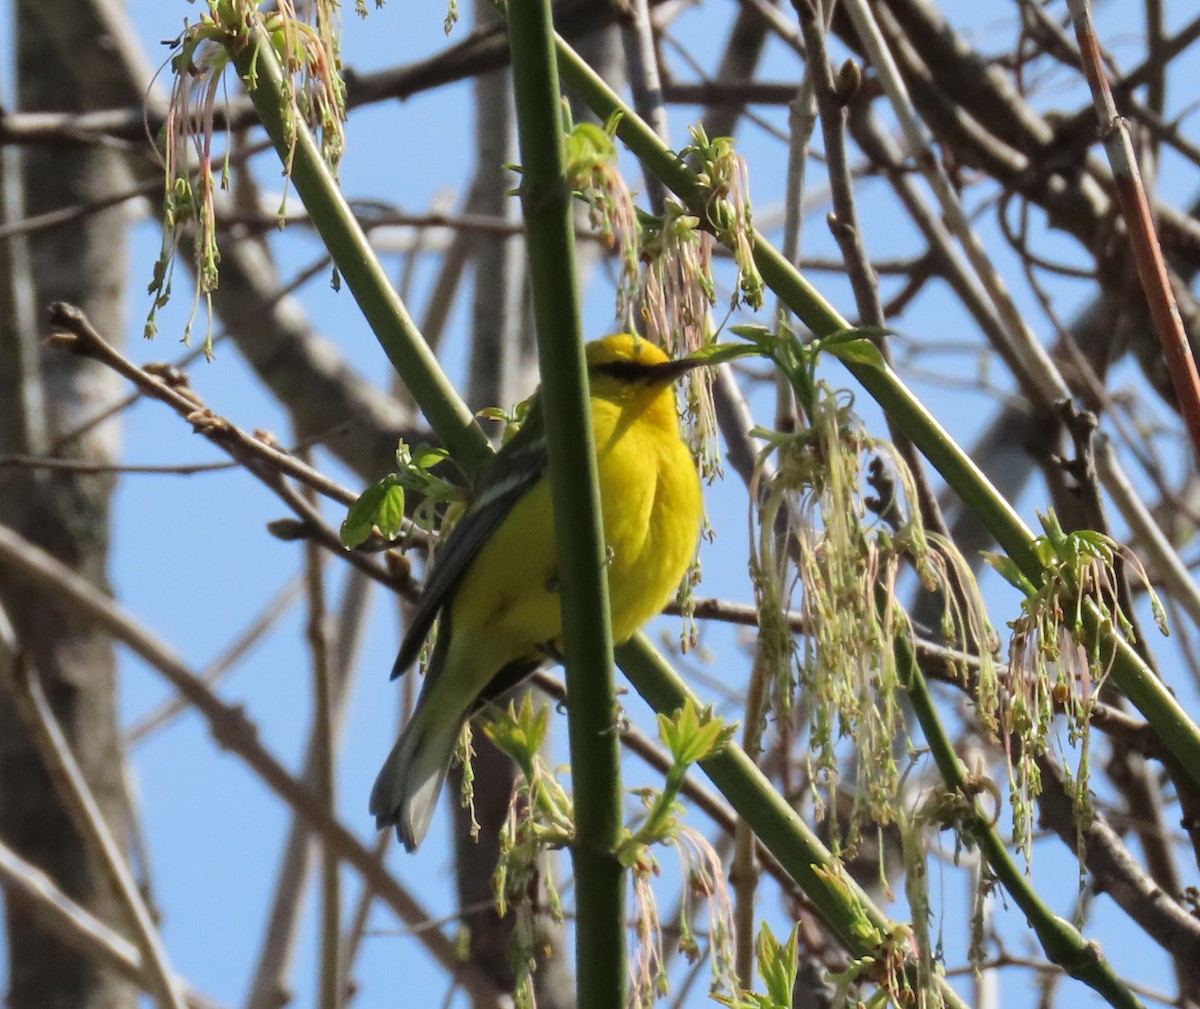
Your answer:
(4, 1), (1199, 1007)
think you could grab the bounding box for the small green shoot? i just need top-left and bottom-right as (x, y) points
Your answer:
(618, 699), (738, 1007)
(622, 699), (735, 854)
(711, 923), (800, 1009)
(339, 441), (459, 549)
(680, 126), (763, 310)
(481, 695), (573, 1009)
(481, 692), (552, 785)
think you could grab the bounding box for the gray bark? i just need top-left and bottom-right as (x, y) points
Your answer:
(0, 3), (137, 1008)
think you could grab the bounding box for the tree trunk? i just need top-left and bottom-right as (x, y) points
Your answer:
(0, 4), (135, 1008)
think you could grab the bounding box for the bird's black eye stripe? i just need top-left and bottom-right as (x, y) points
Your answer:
(589, 359), (661, 382)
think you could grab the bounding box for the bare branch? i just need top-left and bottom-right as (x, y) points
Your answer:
(3, 656), (190, 1009)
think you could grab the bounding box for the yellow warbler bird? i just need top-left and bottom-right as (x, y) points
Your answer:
(371, 333), (706, 851)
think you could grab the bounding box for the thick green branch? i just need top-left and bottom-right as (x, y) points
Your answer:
(226, 24), (488, 470)
(546, 30), (1200, 793)
(507, 1), (626, 1007)
(617, 637), (972, 1009)
(894, 629), (1144, 1009)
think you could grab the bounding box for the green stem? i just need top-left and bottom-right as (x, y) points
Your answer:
(547, 30), (1200, 794)
(506, 1), (626, 1006)
(554, 37), (1036, 571)
(893, 621), (1144, 1009)
(617, 637), (973, 1009)
(225, 25), (489, 470)
(628, 767), (685, 847)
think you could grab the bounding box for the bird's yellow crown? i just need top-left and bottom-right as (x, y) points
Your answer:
(585, 332), (671, 370)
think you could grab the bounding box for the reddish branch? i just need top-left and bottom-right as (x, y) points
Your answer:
(1066, 0), (1200, 466)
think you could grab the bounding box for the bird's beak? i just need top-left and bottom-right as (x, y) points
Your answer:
(648, 355), (711, 384)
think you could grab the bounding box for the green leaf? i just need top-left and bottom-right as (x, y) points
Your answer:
(375, 483), (407, 539)
(686, 341), (762, 369)
(729, 323), (772, 345)
(563, 121), (616, 176)
(524, 696), (552, 754)
(756, 923), (800, 1009)
(340, 477), (395, 548)
(823, 336), (886, 369)
(657, 697), (735, 766)
(981, 551), (1033, 594)
(413, 445), (449, 470)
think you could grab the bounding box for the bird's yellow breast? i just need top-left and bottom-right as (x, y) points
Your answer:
(447, 384), (701, 671)
(591, 393), (702, 639)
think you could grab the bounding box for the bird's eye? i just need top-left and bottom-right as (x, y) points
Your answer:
(590, 360), (656, 382)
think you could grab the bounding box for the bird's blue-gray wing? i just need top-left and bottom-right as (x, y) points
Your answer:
(390, 408), (549, 678)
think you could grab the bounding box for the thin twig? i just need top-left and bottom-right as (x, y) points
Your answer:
(0, 838), (222, 1009)
(45, 305), (358, 505)
(0, 523), (505, 1008)
(841, 0), (1071, 413)
(243, 572), (370, 1009)
(731, 648), (769, 986)
(4, 656), (191, 1009)
(337, 833), (391, 997)
(1035, 747), (1200, 983)
(621, 0), (669, 212)
(797, 0), (948, 538)
(43, 303), (418, 598)
(0, 0), (654, 148)
(1066, 0), (1200, 464)
(0, 454), (238, 476)
(300, 449), (341, 1009)
(943, 954), (1176, 1007)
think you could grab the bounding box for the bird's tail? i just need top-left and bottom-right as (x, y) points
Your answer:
(369, 684), (467, 852)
